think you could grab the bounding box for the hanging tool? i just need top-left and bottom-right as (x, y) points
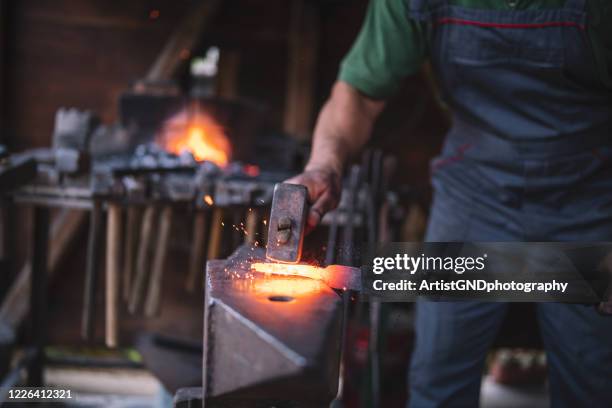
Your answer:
(105, 203), (122, 347)
(145, 205), (173, 317)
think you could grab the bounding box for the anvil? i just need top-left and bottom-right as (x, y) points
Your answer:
(201, 246), (355, 407)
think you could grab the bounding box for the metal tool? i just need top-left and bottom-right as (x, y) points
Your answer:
(265, 183), (308, 264)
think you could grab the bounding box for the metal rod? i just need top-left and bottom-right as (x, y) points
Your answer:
(369, 300), (381, 408)
(325, 212), (339, 266)
(28, 206), (49, 386)
(340, 166), (360, 266)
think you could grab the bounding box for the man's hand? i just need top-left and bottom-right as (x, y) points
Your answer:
(286, 167), (341, 230)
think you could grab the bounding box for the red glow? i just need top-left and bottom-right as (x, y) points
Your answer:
(243, 164), (260, 177)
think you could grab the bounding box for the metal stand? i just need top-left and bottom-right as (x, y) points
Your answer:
(27, 206), (49, 386)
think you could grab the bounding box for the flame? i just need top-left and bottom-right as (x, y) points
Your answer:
(157, 109), (231, 166)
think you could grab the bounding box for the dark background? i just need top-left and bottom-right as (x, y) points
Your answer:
(0, 0), (447, 344)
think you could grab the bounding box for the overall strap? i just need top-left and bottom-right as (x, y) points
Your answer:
(564, 0), (586, 12)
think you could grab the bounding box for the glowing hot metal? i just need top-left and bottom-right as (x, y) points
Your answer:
(251, 262), (362, 291)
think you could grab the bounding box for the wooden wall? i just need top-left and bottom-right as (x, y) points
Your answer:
(2, 0), (191, 151)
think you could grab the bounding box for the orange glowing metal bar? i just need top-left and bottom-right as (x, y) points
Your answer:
(253, 278), (326, 297)
(251, 262), (361, 291)
(251, 262), (326, 281)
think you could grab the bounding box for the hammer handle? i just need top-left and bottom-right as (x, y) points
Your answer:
(81, 200), (102, 341)
(105, 203), (122, 348)
(207, 208), (223, 261)
(128, 205), (156, 314)
(144, 206), (173, 317)
(186, 211), (207, 292)
(122, 206), (140, 301)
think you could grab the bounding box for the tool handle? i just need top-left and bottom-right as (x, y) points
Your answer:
(105, 203), (122, 348)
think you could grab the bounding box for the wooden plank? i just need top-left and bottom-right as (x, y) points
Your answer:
(217, 50), (240, 99)
(283, 0), (319, 141)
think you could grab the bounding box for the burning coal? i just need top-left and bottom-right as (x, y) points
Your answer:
(156, 106), (231, 166)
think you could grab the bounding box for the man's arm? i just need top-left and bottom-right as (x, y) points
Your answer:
(288, 0), (426, 228)
(287, 81), (385, 228)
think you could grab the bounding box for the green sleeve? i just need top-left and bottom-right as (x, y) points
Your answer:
(338, 0), (428, 99)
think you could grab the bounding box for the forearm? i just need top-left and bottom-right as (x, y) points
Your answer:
(305, 81), (385, 175)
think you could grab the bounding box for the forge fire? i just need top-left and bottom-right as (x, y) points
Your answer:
(156, 107), (231, 166)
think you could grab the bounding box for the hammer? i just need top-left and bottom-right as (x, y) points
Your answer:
(265, 183), (309, 264)
(264, 183), (363, 292)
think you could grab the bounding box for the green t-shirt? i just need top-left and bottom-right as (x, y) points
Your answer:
(339, 0), (612, 98)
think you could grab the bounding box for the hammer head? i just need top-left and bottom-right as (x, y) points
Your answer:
(266, 183), (308, 264)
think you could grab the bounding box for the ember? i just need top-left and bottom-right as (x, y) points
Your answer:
(157, 107), (231, 166)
